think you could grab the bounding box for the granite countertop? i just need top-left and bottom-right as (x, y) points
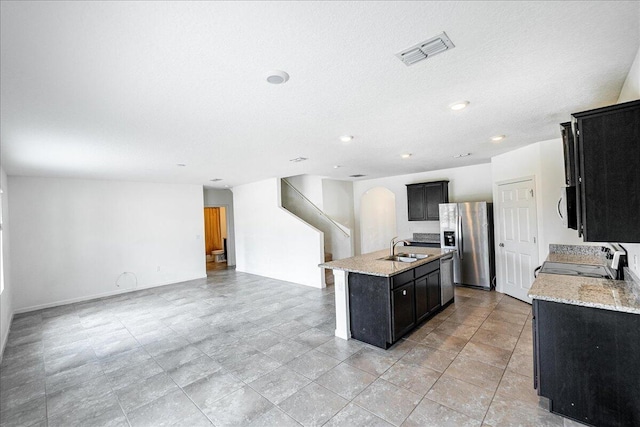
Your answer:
(528, 251), (640, 314)
(546, 253), (606, 266)
(319, 246), (451, 277)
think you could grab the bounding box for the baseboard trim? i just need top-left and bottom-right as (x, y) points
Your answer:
(13, 275), (207, 315)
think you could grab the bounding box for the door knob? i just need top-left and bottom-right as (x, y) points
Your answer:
(499, 243), (504, 247)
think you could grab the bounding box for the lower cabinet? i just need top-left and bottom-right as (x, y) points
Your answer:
(348, 259), (442, 349)
(392, 283), (415, 340)
(533, 300), (640, 427)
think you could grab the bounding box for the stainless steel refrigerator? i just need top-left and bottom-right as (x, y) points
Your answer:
(439, 202), (496, 290)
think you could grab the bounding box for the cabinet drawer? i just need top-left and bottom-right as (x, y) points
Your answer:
(391, 270), (414, 289)
(415, 260), (439, 278)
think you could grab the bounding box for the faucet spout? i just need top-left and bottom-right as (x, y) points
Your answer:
(390, 236), (411, 256)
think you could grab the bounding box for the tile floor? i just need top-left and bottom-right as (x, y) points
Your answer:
(0, 269), (581, 426)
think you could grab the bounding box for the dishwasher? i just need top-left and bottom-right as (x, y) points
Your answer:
(440, 252), (455, 306)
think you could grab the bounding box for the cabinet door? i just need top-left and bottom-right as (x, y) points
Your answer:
(560, 122), (576, 186)
(414, 276), (428, 324)
(574, 100), (640, 242)
(425, 184), (443, 220)
(407, 185), (426, 221)
(391, 282), (415, 341)
(426, 270), (441, 313)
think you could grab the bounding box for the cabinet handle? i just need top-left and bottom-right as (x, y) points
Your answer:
(402, 290), (407, 296)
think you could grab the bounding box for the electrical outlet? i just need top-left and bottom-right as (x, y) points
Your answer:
(157, 266), (161, 272)
(634, 254), (638, 271)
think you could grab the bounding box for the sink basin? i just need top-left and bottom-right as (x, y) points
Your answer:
(379, 255), (418, 262)
(396, 253), (431, 260)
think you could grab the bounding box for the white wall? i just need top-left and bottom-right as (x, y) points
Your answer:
(618, 45), (640, 104)
(491, 139), (587, 269)
(233, 177), (324, 288)
(353, 163), (493, 254)
(203, 188), (236, 266)
(9, 177), (206, 312)
(0, 167), (12, 359)
(322, 179), (355, 232)
(286, 175), (324, 209)
(617, 44), (640, 277)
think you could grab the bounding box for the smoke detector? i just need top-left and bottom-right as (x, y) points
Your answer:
(396, 32), (455, 66)
(267, 70), (290, 84)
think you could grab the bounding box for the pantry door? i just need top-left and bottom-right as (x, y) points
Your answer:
(496, 177), (539, 303)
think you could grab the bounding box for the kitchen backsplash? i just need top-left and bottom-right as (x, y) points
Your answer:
(549, 244), (606, 257)
(412, 233), (440, 242)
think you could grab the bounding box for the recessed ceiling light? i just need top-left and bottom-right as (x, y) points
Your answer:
(453, 153), (471, 158)
(266, 70), (289, 84)
(176, 163), (186, 167)
(333, 165), (341, 169)
(401, 153), (412, 159)
(289, 157), (308, 162)
(491, 135), (506, 141)
(449, 101), (469, 111)
(224, 185), (230, 188)
(209, 178), (223, 182)
(339, 135), (354, 142)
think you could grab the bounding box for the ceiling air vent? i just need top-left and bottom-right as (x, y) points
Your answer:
(396, 32), (455, 66)
(349, 174), (367, 178)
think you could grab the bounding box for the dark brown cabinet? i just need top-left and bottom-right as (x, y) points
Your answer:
(392, 282), (415, 340)
(347, 259), (442, 349)
(406, 181), (449, 221)
(533, 300), (640, 427)
(565, 100), (640, 242)
(560, 122), (576, 186)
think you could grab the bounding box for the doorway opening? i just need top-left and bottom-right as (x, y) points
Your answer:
(204, 206), (228, 271)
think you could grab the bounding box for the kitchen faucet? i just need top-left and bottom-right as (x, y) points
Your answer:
(390, 236), (411, 257)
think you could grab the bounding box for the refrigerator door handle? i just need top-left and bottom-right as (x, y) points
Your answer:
(457, 211), (463, 260)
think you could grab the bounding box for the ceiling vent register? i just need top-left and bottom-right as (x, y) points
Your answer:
(396, 32), (455, 66)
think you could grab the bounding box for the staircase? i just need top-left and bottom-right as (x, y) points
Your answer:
(281, 178), (351, 286)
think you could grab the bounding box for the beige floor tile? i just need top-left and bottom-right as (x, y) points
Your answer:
(380, 360), (441, 396)
(458, 341), (512, 369)
(443, 357), (504, 391)
(506, 349), (534, 378)
(484, 394), (564, 427)
(399, 344), (457, 373)
(435, 320), (479, 340)
(402, 397), (481, 427)
(425, 375), (493, 420)
(444, 311), (487, 327)
(470, 329), (518, 352)
(353, 378), (422, 426)
(495, 369), (538, 405)
(486, 310), (528, 325)
(478, 319), (524, 338)
(420, 331), (469, 353)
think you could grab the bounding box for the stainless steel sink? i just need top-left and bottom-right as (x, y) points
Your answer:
(397, 253), (430, 259)
(378, 253), (431, 263)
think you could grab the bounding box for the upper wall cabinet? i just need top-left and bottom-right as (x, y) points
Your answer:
(571, 99), (640, 242)
(406, 181), (449, 221)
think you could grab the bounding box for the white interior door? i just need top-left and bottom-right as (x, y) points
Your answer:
(496, 178), (538, 303)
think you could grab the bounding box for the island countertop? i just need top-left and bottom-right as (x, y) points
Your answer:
(319, 246), (452, 278)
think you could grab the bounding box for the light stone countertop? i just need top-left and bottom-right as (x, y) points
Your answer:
(546, 253), (606, 266)
(529, 253), (640, 314)
(319, 246), (452, 277)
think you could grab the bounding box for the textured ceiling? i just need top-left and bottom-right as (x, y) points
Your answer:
(1, 1), (639, 188)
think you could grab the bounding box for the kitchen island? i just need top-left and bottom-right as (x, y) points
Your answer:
(319, 246), (453, 349)
(528, 248), (640, 427)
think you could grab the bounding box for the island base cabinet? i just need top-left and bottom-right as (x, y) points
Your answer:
(392, 283), (415, 340)
(533, 300), (640, 427)
(348, 273), (392, 349)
